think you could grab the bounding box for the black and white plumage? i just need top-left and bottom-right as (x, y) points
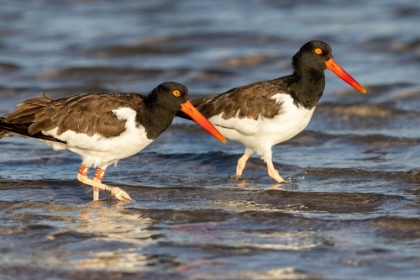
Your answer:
(0, 81), (226, 201)
(177, 41), (366, 183)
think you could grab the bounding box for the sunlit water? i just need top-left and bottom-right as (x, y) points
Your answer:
(1, 0), (420, 279)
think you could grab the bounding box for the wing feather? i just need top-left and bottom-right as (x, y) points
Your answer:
(0, 92), (145, 142)
(190, 78), (291, 121)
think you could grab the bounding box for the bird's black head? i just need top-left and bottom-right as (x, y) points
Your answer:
(292, 40), (333, 73)
(149, 81), (190, 111)
(292, 40), (366, 93)
(147, 81), (227, 143)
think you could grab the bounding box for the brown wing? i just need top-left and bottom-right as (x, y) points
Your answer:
(178, 77), (293, 121)
(0, 92), (145, 142)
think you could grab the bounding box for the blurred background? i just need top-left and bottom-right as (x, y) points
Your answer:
(1, 0), (420, 279)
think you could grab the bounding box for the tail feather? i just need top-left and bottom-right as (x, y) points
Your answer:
(0, 93), (65, 143)
(0, 120), (63, 143)
(3, 92), (52, 124)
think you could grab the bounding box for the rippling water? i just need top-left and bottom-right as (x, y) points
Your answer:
(1, 0), (420, 279)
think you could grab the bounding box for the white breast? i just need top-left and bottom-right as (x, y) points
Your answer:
(208, 93), (315, 155)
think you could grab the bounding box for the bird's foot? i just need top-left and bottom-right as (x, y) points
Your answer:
(77, 173), (132, 202)
(269, 172), (287, 184)
(110, 186), (132, 202)
(266, 164), (287, 184)
(274, 177), (287, 184)
(232, 174), (244, 181)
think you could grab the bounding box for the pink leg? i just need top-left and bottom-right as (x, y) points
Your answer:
(76, 164), (132, 201)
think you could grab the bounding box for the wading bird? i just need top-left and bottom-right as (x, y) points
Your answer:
(0, 82), (226, 201)
(177, 41), (366, 183)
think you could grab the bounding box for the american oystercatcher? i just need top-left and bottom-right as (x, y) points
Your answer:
(177, 40), (366, 183)
(0, 81), (226, 201)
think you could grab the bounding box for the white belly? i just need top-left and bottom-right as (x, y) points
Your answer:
(208, 93), (315, 156)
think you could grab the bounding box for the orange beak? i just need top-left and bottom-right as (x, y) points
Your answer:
(181, 100), (227, 143)
(325, 58), (366, 94)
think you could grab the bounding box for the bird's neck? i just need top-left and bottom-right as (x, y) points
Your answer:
(289, 67), (325, 109)
(136, 97), (176, 140)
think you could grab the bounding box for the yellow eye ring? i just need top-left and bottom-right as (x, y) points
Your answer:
(172, 89), (181, 97)
(314, 48), (323, 55)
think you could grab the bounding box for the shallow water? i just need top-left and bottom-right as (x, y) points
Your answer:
(1, 0), (420, 279)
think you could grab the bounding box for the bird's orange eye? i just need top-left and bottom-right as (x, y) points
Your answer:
(172, 89), (181, 97)
(314, 48), (323, 55)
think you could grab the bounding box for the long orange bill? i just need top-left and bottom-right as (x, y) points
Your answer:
(181, 100), (227, 143)
(324, 58), (366, 94)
